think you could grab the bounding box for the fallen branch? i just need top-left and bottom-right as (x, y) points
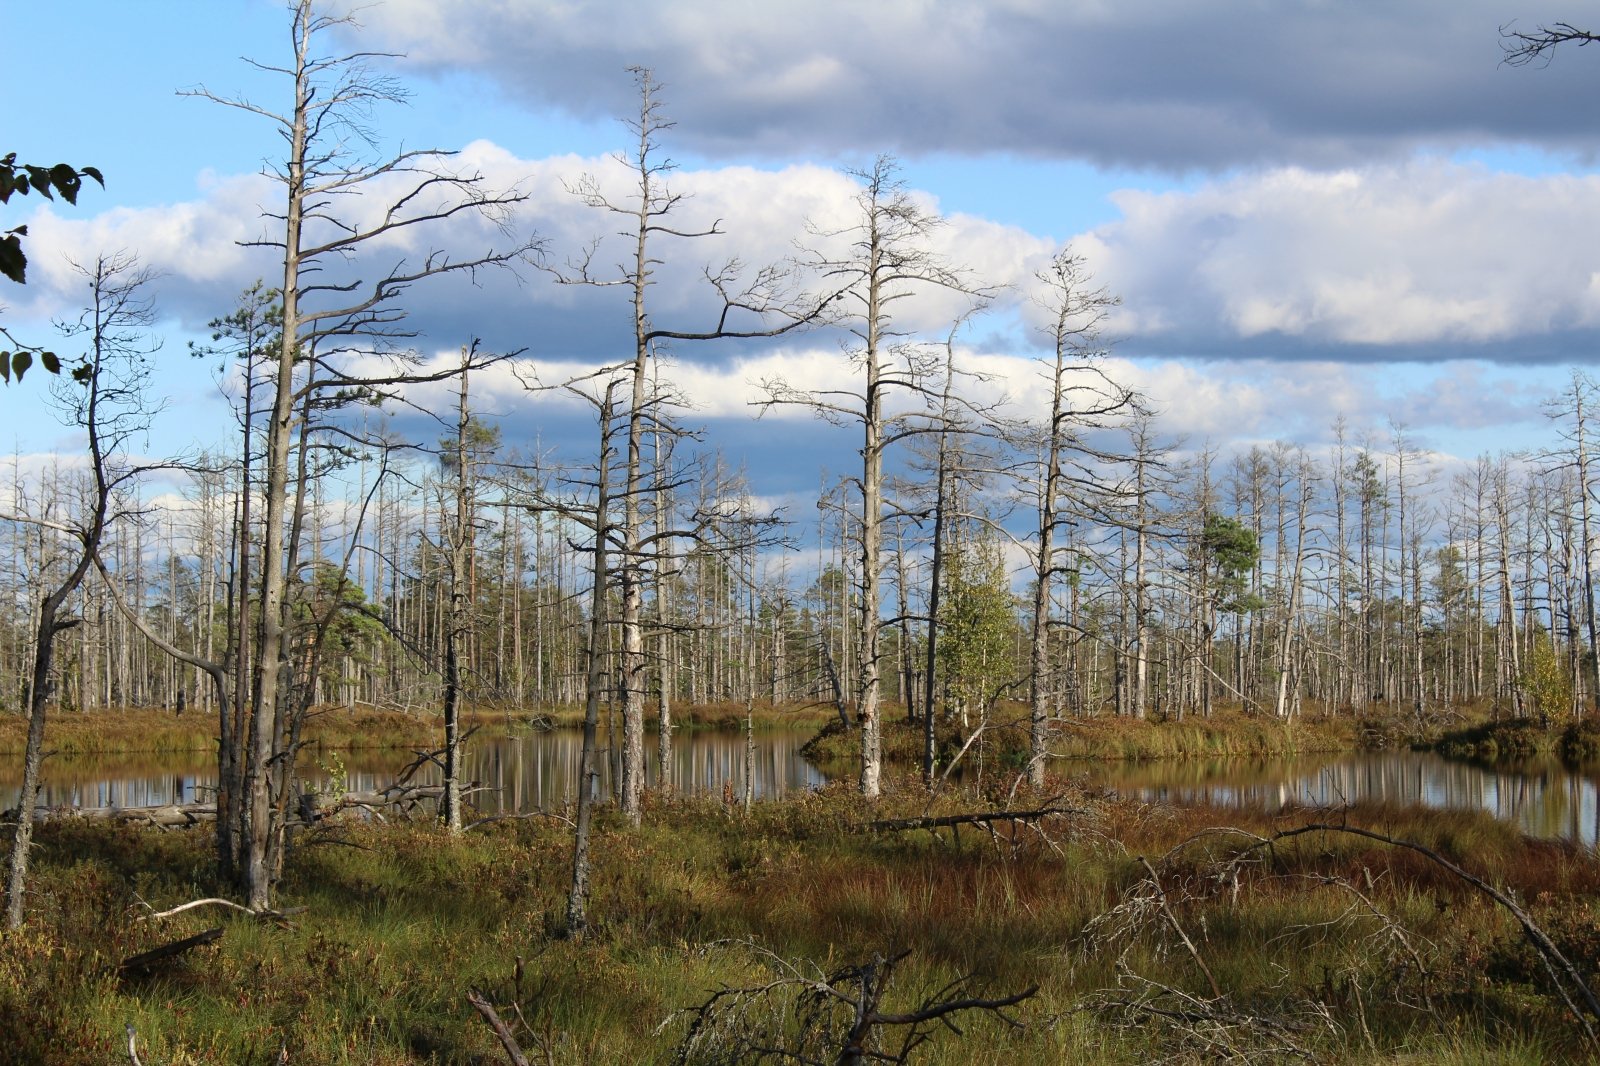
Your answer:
(134, 897), (306, 925)
(464, 810), (575, 832)
(1137, 855), (1223, 1001)
(858, 806), (1083, 834)
(118, 927), (223, 977)
(1261, 822), (1600, 1047)
(467, 989), (532, 1066)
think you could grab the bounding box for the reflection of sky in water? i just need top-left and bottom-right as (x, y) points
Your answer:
(2, 729), (829, 814)
(10, 739), (1600, 846)
(1076, 751), (1600, 846)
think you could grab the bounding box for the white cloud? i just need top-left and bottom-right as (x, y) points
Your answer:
(1086, 162), (1600, 357)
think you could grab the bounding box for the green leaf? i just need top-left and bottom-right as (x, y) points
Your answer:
(40, 350), (60, 375)
(80, 166), (104, 187)
(0, 233), (25, 284)
(0, 353), (10, 383)
(11, 351), (31, 382)
(71, 362), (92, 384)
(48, 164), (81, 204)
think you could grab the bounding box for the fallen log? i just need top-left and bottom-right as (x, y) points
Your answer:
(117, 927), (223, 977)
(298, 781), (491, 822)
(858, 806), (1085, 833)
(5, 802), (218, 827)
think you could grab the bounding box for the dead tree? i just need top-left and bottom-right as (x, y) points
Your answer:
(551, 68), (827, 825)
(184, 0), (536, 910)
(3, 253), (155, 927)
(1019, 249), (1132, 783)
(761, 157), (985, 798)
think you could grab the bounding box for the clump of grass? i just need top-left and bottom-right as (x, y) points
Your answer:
(1436, 718), (1553, 762)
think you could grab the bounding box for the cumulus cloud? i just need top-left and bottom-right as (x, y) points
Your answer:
(1080, 161), (1600, 361)
(13, 146), (1050, 367)
(327, 0), (1600, 171)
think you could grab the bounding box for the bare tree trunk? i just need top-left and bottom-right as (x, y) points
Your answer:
(441, 348), (472, 832)
(5, 255), (141, 927)
(567, 385), (617, 938)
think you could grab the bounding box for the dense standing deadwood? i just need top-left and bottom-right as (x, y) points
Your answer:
(668, 941), (1036, 1066)
(3, 253), (156, 929)
(552, 68), (828, 826)
(1541, 370), (1600, 715)
(184, 0), (536, 911)
(760, 156), (988, 798)
(1020, 248), (1132, 783)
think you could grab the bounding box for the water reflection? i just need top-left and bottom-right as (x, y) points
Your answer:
(1075, 750), (1600, 846)
(1, 729), (828, 814)
(10, 737), (1600, 847)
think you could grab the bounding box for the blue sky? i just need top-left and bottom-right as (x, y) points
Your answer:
(6, 0), (1600, 492)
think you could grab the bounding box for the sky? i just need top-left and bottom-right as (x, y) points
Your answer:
(5, 0), (1600, 509)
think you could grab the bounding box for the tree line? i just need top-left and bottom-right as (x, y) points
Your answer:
(6, 1), (1600, 931)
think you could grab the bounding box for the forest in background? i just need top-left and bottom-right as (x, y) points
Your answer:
(4, 3), (1600, 891)
(10, 7), (1600, 1064)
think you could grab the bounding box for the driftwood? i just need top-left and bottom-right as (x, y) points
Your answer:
(117, 927), (223, 977)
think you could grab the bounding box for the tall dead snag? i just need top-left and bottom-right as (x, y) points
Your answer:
(564, 379), (621, 938)
(3, 253), (154, 928)
(190, 281), (280, 880)
(439, 345), (476, 832)
(553, 69), (822, 825)
(186, 0), (534, 910)
(1018, 249), (1131, 785)
(762, 157), (983, 798)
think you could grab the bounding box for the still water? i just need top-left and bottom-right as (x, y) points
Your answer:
(1068, 750), (1600, 846)
(1, 728), (826, 814)
(7, 732), (1600, 846)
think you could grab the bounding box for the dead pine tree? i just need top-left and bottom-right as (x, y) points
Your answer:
(3, 253), (157, 928)
(761, 156), (989, 798)
(549, 68), (829, 826)
(563, 377), (623, 938)
(1014, 248), (1134, 783)
(183, 0), (536, 911)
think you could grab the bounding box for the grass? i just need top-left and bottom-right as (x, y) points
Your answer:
(802, 705), (1363, 773)
(0, 701), (838, 758)
(3, 778), (1599, 1063)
